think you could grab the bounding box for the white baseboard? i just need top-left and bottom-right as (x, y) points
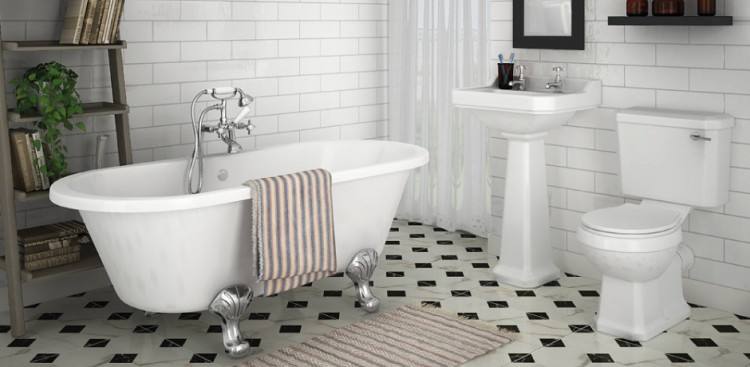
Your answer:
(0, 268), (111, 312)
(554, 250), (750, 317)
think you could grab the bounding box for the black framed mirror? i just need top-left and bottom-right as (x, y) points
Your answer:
(513, 0), (585, 50)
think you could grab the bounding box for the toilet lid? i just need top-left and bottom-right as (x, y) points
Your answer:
(581, 204), (682, 235)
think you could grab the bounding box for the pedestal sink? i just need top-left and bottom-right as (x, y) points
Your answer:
(453, 77), (601, 288)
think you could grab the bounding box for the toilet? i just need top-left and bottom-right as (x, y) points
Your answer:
(576, 108), (735, 341)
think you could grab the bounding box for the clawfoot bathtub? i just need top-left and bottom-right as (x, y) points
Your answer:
(50, 140), (428, 357)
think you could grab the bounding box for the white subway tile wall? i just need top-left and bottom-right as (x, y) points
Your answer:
(490, 0), (750, 304)
(0, 0), (388, 241)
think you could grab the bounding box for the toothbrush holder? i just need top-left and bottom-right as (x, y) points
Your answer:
(498, 63), (515, 90)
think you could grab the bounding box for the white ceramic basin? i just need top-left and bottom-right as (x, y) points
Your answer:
(452, 77), (602, 135)
(452, 76), (602, 289)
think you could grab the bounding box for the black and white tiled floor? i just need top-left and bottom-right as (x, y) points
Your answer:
(1, 219), (749, 366)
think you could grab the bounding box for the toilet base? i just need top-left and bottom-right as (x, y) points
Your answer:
(594, 256), (689, 341)
(493, 263), (560, 289)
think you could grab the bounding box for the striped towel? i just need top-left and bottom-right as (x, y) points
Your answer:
(245, 169), (337, 296)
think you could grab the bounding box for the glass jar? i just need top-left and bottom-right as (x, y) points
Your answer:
(627, 0), (649, 16)
(697, 0), (716, 16)
(653, 0), (684, 16)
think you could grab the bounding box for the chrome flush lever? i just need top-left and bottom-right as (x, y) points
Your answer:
(690, 133), (712, 142)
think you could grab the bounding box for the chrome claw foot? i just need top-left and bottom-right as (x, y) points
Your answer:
(346, 249), (380, 313)
(209, 285), (253, 359)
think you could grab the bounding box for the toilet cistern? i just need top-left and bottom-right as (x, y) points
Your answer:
(452, 73), (602, 288)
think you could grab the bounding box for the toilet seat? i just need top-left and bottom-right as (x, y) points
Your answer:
(578, 204), (684, 253)
(581, 203), (682, 236)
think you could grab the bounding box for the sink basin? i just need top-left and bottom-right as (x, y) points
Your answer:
(452, 77), (601, 134)
(452, 77), (601, 289)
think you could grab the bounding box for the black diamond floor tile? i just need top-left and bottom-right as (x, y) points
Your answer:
(30, 353), (59, 363)
(38, 313), (62, 320)
(318, 312), (340, 320)
(499, 325), (520, 333)
(540, 338), (565, 347)
(60, 325), (85, 333)
(579, 290), (600, 297)
(160, 338), (187, 348)
(587, 353), (614, 363)
(108, 312), (133, 320)
(110, 353), (137, 363)
(287, 301), (308, 308)
(84, 338), (110, 348)
(569, 324), (595, 333)
(666, 353), (695, 363)
(690, 338), (718, 347)
(509, 353), (535, 363)
(554, 301), (576, 308)
(615, 338), (642, 347)
(279, 325), (302, 333)
(8, 338), (35, 347)
(249, 313), (271, 320)
(526, 312), (549, 320)
(713, 325), (739, 333)
(488, 300), (509, 308)
(133, 325), (158, 334)
(178, 312), (202, 320)
(421, 301), (441, 308)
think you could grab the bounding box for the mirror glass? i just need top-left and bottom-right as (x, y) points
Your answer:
(523, 0), (572, 37)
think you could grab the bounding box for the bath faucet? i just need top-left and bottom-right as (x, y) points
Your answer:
(187, 87), (255, 194)
(200, 88), (255, 154)
(545, 66), (565, 91)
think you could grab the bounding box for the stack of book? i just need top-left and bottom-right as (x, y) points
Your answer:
(18, 221), (89, 272)
(60, 0), (125, 45)
(9, 128), (50, 193)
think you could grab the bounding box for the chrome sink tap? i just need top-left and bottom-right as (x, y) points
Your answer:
(187, 87), (255, 194)
(545, 66), (565, 92)
(511, 64), (527, 91)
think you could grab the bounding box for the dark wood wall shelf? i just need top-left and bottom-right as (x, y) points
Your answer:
(608, 16), (733, 26)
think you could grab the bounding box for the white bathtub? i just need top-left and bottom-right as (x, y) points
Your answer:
(50, 140), (428, 313)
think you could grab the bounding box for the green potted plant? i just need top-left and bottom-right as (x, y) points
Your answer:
(12, 61), (86, 181)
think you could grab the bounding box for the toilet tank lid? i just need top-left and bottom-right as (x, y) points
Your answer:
(617, 108), (735, 131)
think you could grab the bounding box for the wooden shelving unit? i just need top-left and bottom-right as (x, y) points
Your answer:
(8, 102), (128, 123)
(608, 16), (733, 26)
(0, 246), (102, 283)
(0, 28), (133, 337)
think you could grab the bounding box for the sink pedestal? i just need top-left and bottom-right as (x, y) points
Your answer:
(451, 77), (601, 289)
(493, 132), (560, 288)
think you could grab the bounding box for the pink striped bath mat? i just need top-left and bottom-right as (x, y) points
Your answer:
(237, 305), (514, 367)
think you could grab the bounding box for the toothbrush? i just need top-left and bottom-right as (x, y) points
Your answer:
(499, 53), (504, 64)
(509, 52), (515, 64)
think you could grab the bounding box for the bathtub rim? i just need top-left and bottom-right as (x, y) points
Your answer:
(50, 140), (428, 213)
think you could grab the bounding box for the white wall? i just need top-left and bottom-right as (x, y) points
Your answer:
(489, 0), (750, 315)
(0, 0), (387, 292)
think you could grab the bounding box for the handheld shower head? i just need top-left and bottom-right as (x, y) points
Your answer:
(237, 88), (254, 107)
(234, 105), (253, 123)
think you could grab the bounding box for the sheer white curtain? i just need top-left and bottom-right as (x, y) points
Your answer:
(389, 0), (491, 236)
